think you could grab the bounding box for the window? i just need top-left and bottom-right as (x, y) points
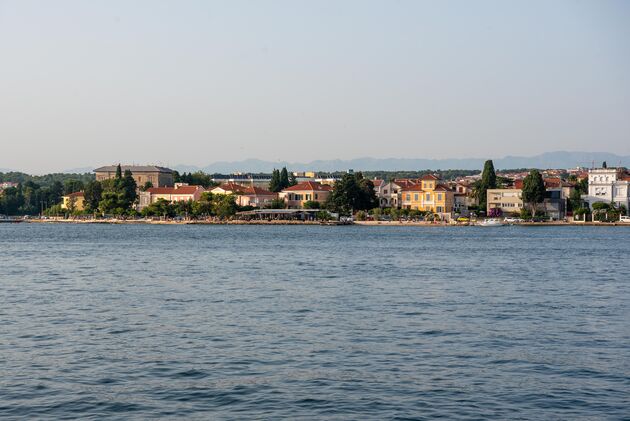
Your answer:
(426, 193), (431, 201)
(437, 206), (443, 212)
(315, 194), (318, 199)
(437, 193), (442, 200)
(384, 189), (388, 194)
(406, 194), (410, 201)
(414, 193), (419, 201)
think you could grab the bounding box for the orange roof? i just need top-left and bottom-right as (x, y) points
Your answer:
(66, 191), (84, 198)
(434, 185), (452, 192)
(241, 186), (276, 196)
(394, 179), (418, 188)
(282, 181), (332, 192)
(401, 183), (424, 192)
(421, 174), (440, 180)
(371, 179), (385, 188)
(148, 185), (203, 195)
(215, 183), (246, 193)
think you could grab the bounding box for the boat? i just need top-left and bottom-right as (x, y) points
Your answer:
(477, 218), (506, 227)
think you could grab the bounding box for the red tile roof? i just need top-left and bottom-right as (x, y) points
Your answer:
(67, 191), (84, 198)
(401, 183), (424, 192)
(421, 174), (440, 180)
(148, 186), (203, 195)
(215, 183), (246, 193)
(282, 181), (332, 192)
(241, 186), (276, 196)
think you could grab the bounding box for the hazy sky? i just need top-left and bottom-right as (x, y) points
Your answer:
(1, 0), (629, 173)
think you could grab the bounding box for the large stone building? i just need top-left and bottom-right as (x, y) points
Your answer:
(94, 165), (174, 187)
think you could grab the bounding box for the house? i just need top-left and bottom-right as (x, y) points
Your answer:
(451, 181), (478, 214)
(210, 183), (247, 195)
(582, 167), (630, 213)
(138, 184), (205, 210)
(61, 191), (85, 211)
(236, 186), (277, 207)
(400, 175), (454, 214)
(94, 165), (174, 187)
(279, 181), (332, 208)
(373, 179), (403, 208)
(487, 189), (523, 215)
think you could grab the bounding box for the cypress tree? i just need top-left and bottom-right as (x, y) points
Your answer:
(269, 169), (281, 192)
(478, 160), (497, 212)
(279, 167), (290, 190)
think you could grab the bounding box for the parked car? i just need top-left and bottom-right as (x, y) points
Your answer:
(620, 216), (630, 223)
(504, 217), (523, 223)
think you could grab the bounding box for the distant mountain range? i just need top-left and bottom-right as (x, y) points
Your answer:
(173, 151), (630, 174)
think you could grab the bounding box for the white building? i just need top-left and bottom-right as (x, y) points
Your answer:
(582, 168), (630, 213)
(372, 180), (402, 208)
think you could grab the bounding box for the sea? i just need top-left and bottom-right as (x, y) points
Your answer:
(1, 223), (629, 420)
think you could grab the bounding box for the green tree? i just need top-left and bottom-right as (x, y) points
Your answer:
(83, 181), (103, 212)
(121, 170), (138, 208)
(279, 167), (290, 190)
(115, 164), (122, 179)
(213, 194), (238, 219)
(303, 200), (320, 209)
(326, 172), (378, 215)
(289, 172), (297, 186)
(265, 198), (286, 209)
(269, 169), (281, 192)
(63, 179), (84, 195)
(478, 160), (497, 212)
(522, 170), (546, 216)
(140, 181), (153, 191)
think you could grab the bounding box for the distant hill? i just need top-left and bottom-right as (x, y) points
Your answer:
(174, 151), (630, 174)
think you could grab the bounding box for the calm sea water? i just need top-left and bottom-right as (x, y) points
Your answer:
(1, 223), (629, 420)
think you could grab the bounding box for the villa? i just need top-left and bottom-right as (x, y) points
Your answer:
(138, 184), (206, 210)
(279, 181), (332, 208)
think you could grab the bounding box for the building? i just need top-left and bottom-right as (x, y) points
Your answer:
(400, 175), (454, 214)
(235, 186), (278, 207)
(373, 180), (403, 208)
(61, 191), (85, 211)
(279, 181), (332, 208)
(94, 165), (174, 187)
(582, 167), (630, 213)
(487, 189), (523, 215)
(451, 181), (478, 214)
(210, 183), (248, 195)
(138, 184), (205, 210)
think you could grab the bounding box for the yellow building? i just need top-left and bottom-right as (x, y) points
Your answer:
(61, 192), (85, 211)
(400, 174), (454, 213)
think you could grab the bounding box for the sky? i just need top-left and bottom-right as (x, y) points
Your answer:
(1, 0), (629, 173)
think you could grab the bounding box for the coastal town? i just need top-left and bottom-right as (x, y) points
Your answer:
(1, 160), (629, 225)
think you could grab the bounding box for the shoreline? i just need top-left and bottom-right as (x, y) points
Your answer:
(11, 218), (630, 227)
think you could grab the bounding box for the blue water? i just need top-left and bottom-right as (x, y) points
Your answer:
(1, 224), (629, 420)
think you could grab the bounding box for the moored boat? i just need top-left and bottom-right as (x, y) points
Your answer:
(477, 218), (506, 227)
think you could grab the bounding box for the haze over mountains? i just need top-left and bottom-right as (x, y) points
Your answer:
(173, 151), (630, 174)
(3, 151), (628, 175)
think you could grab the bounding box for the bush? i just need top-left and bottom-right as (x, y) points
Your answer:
(355, 210), (367, 221)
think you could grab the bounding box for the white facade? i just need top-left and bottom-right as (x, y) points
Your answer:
(582, 168), (630, 212)
(374, 181), (402, 208)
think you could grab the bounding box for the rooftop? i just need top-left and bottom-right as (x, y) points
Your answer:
(94, 165), (173, 173)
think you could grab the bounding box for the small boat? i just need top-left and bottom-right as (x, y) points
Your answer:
(477, 218), (506, 227)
